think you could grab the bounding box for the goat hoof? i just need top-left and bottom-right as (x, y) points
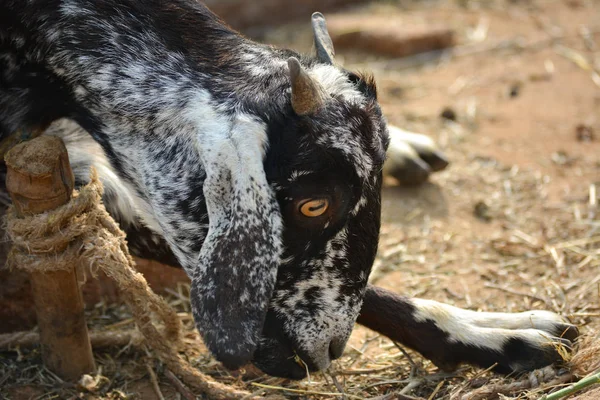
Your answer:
(418, 149), (450, 172)
(463, 314), (578, 373)
(384, 125), (449, 185)
(499, 332), (576, 373)
(384, 151), (432, 186)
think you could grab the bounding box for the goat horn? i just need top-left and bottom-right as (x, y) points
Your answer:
(288, 57), (325, 116)
(311, 12), (335, 65)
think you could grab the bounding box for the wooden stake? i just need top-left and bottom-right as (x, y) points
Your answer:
(4, 135), (96, 381)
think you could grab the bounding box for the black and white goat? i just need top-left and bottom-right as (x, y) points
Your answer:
(1, 0), (577, 379)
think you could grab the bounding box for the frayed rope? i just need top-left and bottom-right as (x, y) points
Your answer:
(5, 168), (280, 400)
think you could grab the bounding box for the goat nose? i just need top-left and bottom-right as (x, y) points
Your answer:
(298, 335), (351, 371)
(329, 339), (346, 360)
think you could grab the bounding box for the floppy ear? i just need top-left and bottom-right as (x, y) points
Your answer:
(190, 115), (283, 370)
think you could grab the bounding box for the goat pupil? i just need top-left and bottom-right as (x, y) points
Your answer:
(309, 202), (325, 211)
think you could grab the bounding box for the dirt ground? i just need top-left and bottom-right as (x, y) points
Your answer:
(2, 0), (600, 399)
(343, 0), (600, 396)
(332, 0), (600, 334)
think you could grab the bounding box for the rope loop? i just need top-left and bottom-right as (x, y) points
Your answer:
(5, 168), (275, 399)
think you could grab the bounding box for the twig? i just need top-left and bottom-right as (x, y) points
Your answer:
(146, 361), (165, 400)
(393, 342), (421, 373)
(399, 377), (425, 395)
(0, 329), (142, 350)
(554, 45), (594, 71)
(457, 369), (573, 400)
(540, 371), (600, 400)
(249, 383), (364, 399)
(338, 365), (397, 375)
(483, 283), (549, 304)
(450, 363), (497, 396)
(551, 235), (600, 250)
(164, 369), (196, 400)
(367, 394), (419, 400)
(329, 372), (348, 400)
(428, 380), (445, 400)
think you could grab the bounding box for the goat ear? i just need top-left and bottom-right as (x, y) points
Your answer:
(190, 115), (282, 370)
(312, 12), (335, 65)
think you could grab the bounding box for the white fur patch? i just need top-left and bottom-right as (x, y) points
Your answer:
(387, 125), (440, 160)
(412, 298), (569, 351)
(45, 119), (140, 227)
(310, 64), (363, 104)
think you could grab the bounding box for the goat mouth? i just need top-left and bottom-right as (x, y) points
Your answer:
(290, 345), (332, 372)
(291, 350), (326, 375)
(253, 311), (337, 378)
(251, 338), (308, 379)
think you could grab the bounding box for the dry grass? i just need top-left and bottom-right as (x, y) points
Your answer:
(1, 195), (598, 400)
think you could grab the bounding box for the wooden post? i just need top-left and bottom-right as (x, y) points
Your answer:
(4, 135), (96, 380)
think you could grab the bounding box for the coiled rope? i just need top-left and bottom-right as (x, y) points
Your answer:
(5, 168), (278, 400)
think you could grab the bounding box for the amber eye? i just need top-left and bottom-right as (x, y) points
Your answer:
(299, 198), (329, 217)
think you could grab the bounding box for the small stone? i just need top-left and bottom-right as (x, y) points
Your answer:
(440, 107), (457, 121)
(565, 0), (583, 8)
(78, 373), (109, 393)
(78, 374), (99, 392)
(576, 124), (595, 142)
(551, 150), (575, 166)
(508, 82), (521, 98)
(474, 200), (492, 222)
(470, 377), (490, 388)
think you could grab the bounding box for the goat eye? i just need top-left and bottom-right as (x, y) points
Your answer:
(299, 198), (329, 217)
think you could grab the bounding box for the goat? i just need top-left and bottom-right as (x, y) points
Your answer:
(0, 0), (577, 379)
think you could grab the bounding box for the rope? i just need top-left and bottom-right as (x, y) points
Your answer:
(453, 367), (575, 400)
(5, 168), (279, 400)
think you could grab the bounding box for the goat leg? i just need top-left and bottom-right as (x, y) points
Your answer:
(358, 285), (578, 373)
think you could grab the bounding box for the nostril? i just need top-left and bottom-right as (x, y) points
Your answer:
(329, 340), (345, 360)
